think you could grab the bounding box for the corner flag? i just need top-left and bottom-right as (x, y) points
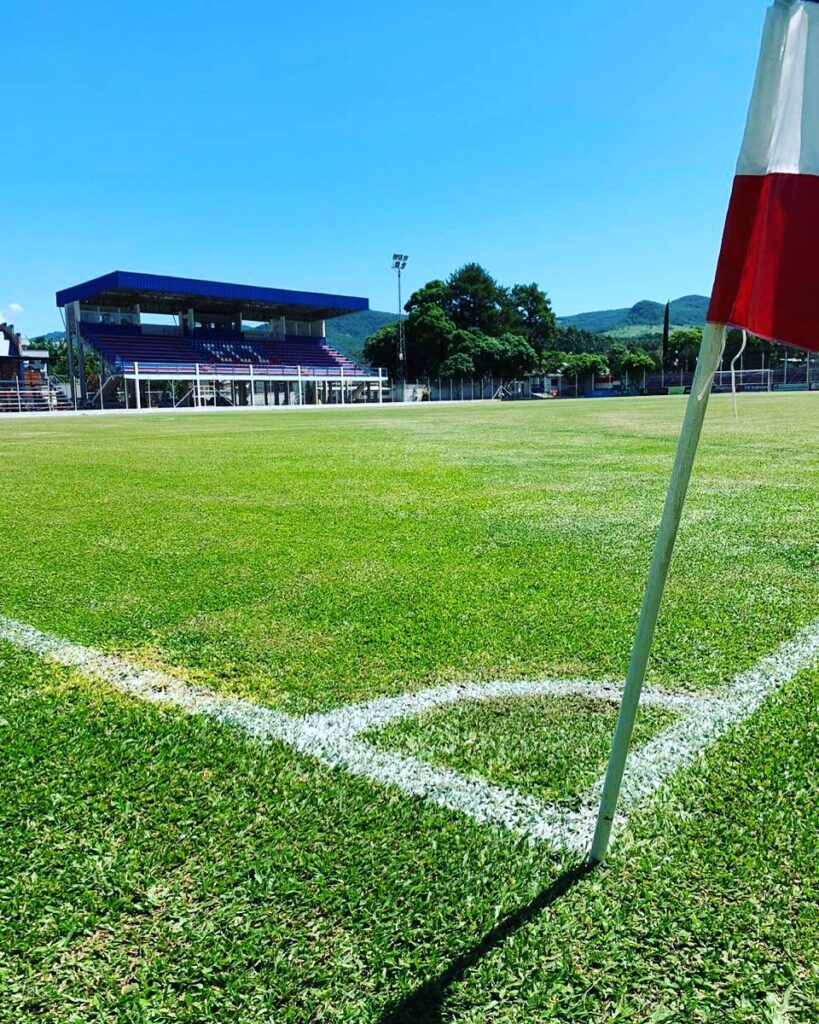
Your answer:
(710, 0), (819, 352)
(589, 0), (819, 865)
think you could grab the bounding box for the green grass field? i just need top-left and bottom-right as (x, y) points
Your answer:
(1, 394), (817, 1022)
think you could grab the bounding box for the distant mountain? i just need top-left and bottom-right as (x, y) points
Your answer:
(559, 295), (709, 335)
(324, 309), (397, 359)
(23, 331), (65, 343)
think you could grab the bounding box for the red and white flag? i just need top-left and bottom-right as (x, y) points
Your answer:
(709, 0), (819, 351)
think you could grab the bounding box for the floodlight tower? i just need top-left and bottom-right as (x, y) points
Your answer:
(392, 253), (409, 380)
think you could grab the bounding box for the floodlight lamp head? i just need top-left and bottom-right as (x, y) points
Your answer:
(391, 254), (409, 271)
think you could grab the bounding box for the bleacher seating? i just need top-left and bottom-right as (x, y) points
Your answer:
(80, 322), (367, 375)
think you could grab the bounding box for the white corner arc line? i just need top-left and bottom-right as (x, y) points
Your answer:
(303, 677), (700, 739)
(1, 614), (817, 854)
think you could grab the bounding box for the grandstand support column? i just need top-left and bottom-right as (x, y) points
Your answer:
(340, 366), (345, 405)
(76, 334), (87, 404)
(249, 364), (254, 407)
(68, 302), (86, 405)
(134, 363), (142, 410)
(195, 364), (201, 408)
(378, 368), (383, 404)
(298, 366), (303, 405)
(66, 332), (77, 407)
(73, 317), (88, 407)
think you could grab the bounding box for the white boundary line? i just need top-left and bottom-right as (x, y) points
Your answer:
(1, 614), (817, 854)
(0, 399), (498, 422)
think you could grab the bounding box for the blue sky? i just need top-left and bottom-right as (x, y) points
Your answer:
(3, 0), (766, 336)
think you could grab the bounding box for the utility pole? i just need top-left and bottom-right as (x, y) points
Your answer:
(392, 254), (409, 391)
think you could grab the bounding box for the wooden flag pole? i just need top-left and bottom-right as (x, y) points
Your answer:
(588, 322), (726, 865)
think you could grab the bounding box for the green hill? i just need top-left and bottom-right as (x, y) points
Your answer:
(324, 310), (397, 360)
(559, 295), (709, 335)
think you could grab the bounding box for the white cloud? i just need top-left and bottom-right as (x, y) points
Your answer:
(0, 302), (23, 324)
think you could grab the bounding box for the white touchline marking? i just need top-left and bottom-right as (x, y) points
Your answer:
(1, 614), (817, 854)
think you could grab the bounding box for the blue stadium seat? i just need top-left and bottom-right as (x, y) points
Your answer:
(79, 323), (366, 375)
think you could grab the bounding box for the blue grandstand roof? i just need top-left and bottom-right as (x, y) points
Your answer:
(56, 271), (369, 321)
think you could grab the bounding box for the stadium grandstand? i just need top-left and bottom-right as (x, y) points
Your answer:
(56, 271), (386, 410)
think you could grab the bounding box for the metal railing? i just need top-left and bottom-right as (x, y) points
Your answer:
(394, 366), (819, 403)
(116, 361), (381, 379)
(0, 380), (73, 413)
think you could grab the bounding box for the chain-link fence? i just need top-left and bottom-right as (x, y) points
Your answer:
(393, 363), (819, 403)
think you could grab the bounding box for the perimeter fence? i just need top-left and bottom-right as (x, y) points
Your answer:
(396, 364), (819, 403)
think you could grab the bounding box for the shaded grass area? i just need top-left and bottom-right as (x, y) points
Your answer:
(0, 395), (816, 712)
(364, 696), (676, 807)
(1, 645), (816, 1022)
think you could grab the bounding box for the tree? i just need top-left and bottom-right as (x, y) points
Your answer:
(540, 349), (570, 375)
(507, 283), (558, 354)
(606, 342), (629, 375)
(362, 263), (605, 381)
(556, 325), (607, 355)
(29, 335), (101, 378)
(406, 304), (456, 377)
(446, 263), (506, 336)
(438, 351), (475, 377)
(670, 327), (702, 370)
(404, 279), (450, 318)
(362, 322), (401, 377)
(494, 333), (539, 377)
(560, 353), (609, 393)
(621, 347), (656, 387)
(448, 329), (502, 377)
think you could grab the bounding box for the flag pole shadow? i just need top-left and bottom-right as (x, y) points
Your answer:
(378, 860), (593, 1024)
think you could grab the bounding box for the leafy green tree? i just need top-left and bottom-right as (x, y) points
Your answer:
(404, 279), (450, 318)
(494, 333), (539, 377)
(438, 351), (475, 377)
(540, 350), (570, 375)
(670, 327), (702, 370)
(362, 322), (401, 377)
(606, 342), (629, 375)
(507, 283), (558, 354)
(556, 325), (606, 355)
(562, 353), (609, 393)
(406, 304), (456, 376)
(621, 347), (657, 386)
(446, 264), (506, 336)
(364, 263), (608, 380)
(29, 335), (101, 378)
(448, 330), (501, 377)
